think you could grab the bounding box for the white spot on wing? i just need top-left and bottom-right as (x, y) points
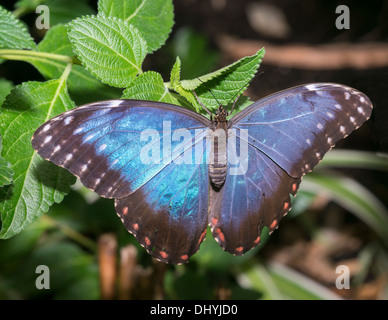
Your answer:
(85, 134), (94, 142)
(64, 116), (74, 125)
(305, 84), (319, 91)
(43, 136), (52, 144)
(99, 144), (107, 151)
(43, 124), (51, 132)
(66, 154), (73, 161)
(317, 123), (323, 130)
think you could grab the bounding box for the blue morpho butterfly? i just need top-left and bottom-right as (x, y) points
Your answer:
(32, 83), (373, 264)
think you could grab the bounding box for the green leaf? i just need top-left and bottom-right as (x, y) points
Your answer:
(0, 137), (14, 187)
(167, 56), (199, 110)
(301, 172), (388, 246)
(268, 262), (342, 300)
(122, 71), (181, 105)
(31, 24), (121, 103)
(317, 150), (388, 171)
(238, 262), (343, 300)
(237, 263), (284, 300)
(98, 0), (174, 53)
(0, 5), (35, 49)
(0, 78), (13, 105)
(168, 48), (264, 113)
(68, 15), (147, 88)
(46, 0), (95, 26)
(0, 80), (76, 239)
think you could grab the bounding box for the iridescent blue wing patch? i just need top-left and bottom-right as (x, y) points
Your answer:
(115, 138), (210, 264)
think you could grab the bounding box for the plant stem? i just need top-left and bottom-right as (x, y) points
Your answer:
(41, 214), (97, 252)
(0, 49), (80, 64)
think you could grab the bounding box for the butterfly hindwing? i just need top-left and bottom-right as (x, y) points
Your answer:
(115, 136), (211, 264)
(209, 128), (301, 254)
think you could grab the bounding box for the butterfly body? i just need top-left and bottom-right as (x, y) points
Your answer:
(209, 105), (229, 188)
(32, 83), (373, 264)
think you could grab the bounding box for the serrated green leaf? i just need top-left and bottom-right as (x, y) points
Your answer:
(30, 24), (121, 103)
(98, 0), (174, 53)
(0, 5), (35, 49)
(0, 80), (76, 239)
(122, 71), (180, 105)
(0, 137), (14, 187)
(170, 56), (181, 88)
(68, 15), (147, 88)
(180, 48), (265, 92)
(167, 56), (201, 111)
(167, 49), (263, 114)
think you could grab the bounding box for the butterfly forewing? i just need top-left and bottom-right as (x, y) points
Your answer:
(230, 83), (373, 178)
(32, 100), (211, 199)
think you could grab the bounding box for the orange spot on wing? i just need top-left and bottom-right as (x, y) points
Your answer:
(160, 251), (168, 259)
(284, 202), (289, 210)
(133, 223), (139, 231)
(270, 219), (278, 229)
(198, 229), (207, 245)
(181, 254), (189, 260)
(235, 246), (244, 253)
(211, 217), (218, 226)
(254, 236), (261, 244)
(144, 236), (151, 246)
(215, 227), (225, 243)
(122, 207), (128, 215)
(292, 183), (298, 192)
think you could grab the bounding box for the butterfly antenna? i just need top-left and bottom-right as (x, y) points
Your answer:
(227, 76), (259, 114)
(197, 77), (223, 107)
(192, 90), (212, 117)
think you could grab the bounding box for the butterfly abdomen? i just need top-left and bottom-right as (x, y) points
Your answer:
(209, 122), (228, 188)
